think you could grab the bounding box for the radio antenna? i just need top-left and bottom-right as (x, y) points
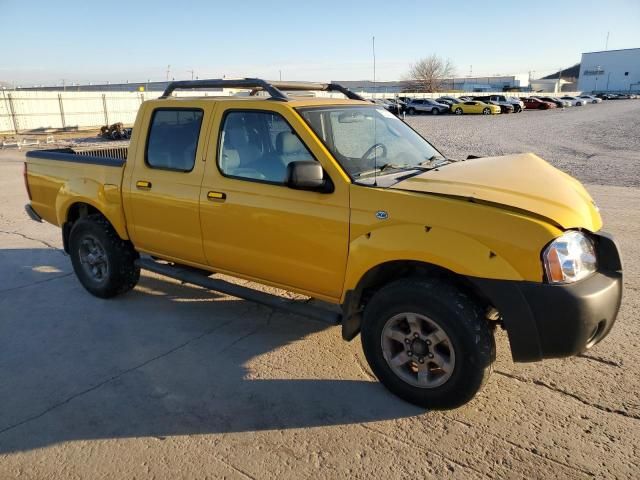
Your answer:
(373, 35), (378, 187)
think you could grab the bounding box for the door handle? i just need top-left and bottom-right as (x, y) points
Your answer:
(136, 180), (152, 190)
(207, 191), (226, 201)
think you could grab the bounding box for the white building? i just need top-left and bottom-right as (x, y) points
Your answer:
(578, 48), (640, 93)
(529, 78), (571, 93)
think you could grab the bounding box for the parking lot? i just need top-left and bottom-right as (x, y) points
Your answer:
(0, 100), (639, 479)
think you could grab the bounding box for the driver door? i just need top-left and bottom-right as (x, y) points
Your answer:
(199, 104), (350, 301)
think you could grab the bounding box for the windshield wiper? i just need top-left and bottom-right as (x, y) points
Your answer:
(356, 163), (432, 178)
(418, 155), (449, 167)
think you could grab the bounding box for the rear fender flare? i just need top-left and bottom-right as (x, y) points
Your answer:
(55, 177), (128, 240)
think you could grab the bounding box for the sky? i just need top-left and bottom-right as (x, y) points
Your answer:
(1, 0), (639, 86)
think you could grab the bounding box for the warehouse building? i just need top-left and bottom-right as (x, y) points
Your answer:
(578, 48), (640, 93)
(333, 75), (529, 94)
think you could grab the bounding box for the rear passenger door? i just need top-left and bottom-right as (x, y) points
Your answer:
(199, 104), (350, 301)
(124, 103), (212, 265)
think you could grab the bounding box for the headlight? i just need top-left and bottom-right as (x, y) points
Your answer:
(543, 231), (597, 283)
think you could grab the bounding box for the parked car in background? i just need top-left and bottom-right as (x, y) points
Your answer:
(451, 100), (501, 115)
(487, 95), (525, 112)
(435, 96), (462, 108)
(385, 98), (407, 113)
(560, 96), (586, 106)
(537, 97), (569, 108)
(579, 95), (602, 104)
(522, 97), (556, 110)
(493, 101), (515, 114)
(473, 96), (515, 113)
(596, 93), (616, 100)
(406, 99), (450, 115)
(371, 98), (401, 115)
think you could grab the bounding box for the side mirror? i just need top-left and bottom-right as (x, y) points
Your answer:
(285, 161), (333, 193)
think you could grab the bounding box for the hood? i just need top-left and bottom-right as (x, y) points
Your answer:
(391, 153), (602, 231)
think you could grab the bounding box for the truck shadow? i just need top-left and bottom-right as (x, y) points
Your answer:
(0, 248), (422, 454)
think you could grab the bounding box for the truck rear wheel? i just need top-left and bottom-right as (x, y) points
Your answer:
(69, 214), (140, 298)
(360, 278), (495, 409)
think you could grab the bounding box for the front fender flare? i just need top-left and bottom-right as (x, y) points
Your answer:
(340, 224), (525, 340)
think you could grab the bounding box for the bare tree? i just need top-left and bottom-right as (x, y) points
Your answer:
(405, 55), (455, 92)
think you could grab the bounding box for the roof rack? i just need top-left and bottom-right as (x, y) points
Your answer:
(160, 78), (365, 101)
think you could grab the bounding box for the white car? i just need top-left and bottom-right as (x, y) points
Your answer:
(579, 95), (603, 104)
(560, 96), (586, 106)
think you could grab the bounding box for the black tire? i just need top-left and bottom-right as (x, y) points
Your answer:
(407, 107), (416, 115)
(431, 108), (439, 115)
(514, 105), (521, 113)
(482, 107), (491, 115)
(69, 214), (140, 298)
(454, 107), (463, 115)
(360, 277), (495, 409)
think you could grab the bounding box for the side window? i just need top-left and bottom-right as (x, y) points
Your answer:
(218, 111), (315, 184)
(146, 109), (203, 171)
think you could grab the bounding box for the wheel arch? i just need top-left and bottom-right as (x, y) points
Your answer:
(341, 260), (494, 341)
(61, 200), (127, 253)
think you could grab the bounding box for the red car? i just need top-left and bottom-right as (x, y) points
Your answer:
(521, 97), (557, 110)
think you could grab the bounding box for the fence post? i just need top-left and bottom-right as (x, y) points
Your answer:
(58, 93), (66, 130)
(6, 92), (19, 135)
(102, 94), (109, 125)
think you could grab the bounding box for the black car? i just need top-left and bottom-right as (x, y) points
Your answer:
(538, 96), (565, 108)
(473, 96), (514, 113)
(384, 98), (407, 113)
(435, 96), (461, 108)
(370, 99), (401, 115)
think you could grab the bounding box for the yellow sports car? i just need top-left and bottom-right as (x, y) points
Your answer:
(451, 100), (501, 115)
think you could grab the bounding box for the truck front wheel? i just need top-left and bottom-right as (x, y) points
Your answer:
(361, 278), (495, 409)
(69, 214), (140, 298)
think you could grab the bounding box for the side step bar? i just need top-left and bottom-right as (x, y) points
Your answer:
(135, 257), (342, 326)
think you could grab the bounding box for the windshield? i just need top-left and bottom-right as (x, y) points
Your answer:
(297, 106), (445, 180)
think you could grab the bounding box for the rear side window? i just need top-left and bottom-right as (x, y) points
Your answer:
(146, 108), (204, 172)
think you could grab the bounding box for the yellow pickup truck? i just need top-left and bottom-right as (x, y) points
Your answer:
(24, 79), (622, 409)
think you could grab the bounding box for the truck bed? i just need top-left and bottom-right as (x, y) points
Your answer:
(25, 145), (128, 229)
(26, 145), (128, 167)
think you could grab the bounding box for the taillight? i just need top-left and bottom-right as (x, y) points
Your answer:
(24, 162), (32, 200)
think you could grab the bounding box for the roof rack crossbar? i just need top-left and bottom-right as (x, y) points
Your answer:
(160, 78), (288, 100)
(160, 78), (365, 101)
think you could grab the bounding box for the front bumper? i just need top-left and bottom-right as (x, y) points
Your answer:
(470, 232), (623, 362)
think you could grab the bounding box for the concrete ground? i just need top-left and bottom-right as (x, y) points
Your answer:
(1, 101), (639, 479)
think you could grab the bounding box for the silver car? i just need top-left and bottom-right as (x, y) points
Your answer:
(579, 95), (603, 104)
(560, 96), (586, 106)
(406, 99), (450, 115)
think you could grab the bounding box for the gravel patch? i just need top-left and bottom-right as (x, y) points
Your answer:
(406, 100), (640, 188)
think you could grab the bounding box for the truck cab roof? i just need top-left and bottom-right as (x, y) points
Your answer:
(149, 95), (369, 109)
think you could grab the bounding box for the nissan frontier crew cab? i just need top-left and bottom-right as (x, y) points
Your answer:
(24, 79), (623, 409)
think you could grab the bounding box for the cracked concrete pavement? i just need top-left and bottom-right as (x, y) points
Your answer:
(1, 102), (639, 478)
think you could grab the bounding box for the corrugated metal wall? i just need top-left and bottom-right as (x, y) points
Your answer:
(0, 89), (583, 134)
(0, 90), (151, 133)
